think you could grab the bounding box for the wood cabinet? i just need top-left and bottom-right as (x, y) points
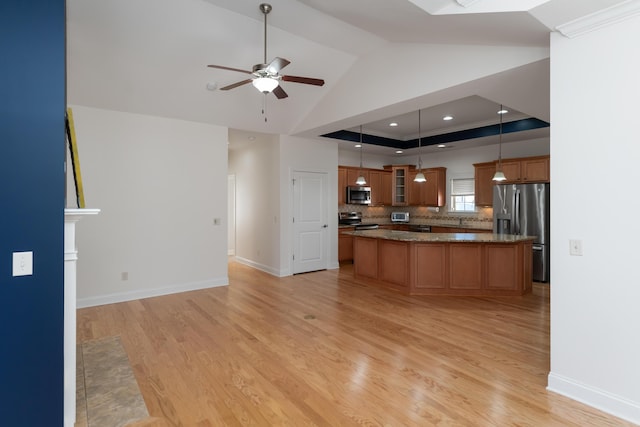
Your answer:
(409, 167), (446, 207)
(338, 167), (347, 205)
(338, 227), (355, 262)
(346, 168), (369, 187)
(473, 162), (496, 207)
(339, 166), (391, 206)
(369, 170), (392, 206)
(521, 157), (550, 182)
(474, 156), (550, 207)
(391, 166), (410, 206)
(499, 156), (550, 183)
(352, 234), (533, 296)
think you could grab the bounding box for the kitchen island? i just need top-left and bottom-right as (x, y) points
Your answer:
(347, 229), (535, 296)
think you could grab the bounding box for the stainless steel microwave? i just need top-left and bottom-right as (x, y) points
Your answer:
(346, 186), (371, 205)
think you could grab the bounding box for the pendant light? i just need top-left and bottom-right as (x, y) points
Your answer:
(492, 104), (507, 181)
(355, 125), (367, 185)
(414, 109), (426, 183)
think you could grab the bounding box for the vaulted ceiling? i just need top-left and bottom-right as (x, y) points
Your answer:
(66, 0), (623, 152)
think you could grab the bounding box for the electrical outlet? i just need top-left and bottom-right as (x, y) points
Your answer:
(13, 251), (33, 276)
(569, 239), (583, 256)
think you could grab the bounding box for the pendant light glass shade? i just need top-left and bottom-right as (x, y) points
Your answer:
(356, 125), (367, 185)
(252, 77), (279, 93)
(492, 170), (506, 181)
(414, 109), (426, 183)
(492, 104), (506, 181)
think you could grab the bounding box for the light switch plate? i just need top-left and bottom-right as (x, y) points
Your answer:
(569, 239), (583, 256)
(13, 251), (33, 276)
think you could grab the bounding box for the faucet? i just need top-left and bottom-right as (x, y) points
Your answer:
(459, 217), (463, 226)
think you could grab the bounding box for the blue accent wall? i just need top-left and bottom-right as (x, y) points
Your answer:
(0, 0), (65, 424)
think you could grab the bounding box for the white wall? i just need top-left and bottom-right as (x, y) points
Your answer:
(548, 15), (640, 424)
(296, 44), (549, 134)
(228, 131), (281, 275)
(69, 106), (229, 307)
(279, 135), (340, 275)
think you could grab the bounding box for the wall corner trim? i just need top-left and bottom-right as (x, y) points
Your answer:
(547, 372), (640, 425)
(555, 1), (640, 39)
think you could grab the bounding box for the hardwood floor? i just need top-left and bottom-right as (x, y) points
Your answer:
(77, 261), (631, 426)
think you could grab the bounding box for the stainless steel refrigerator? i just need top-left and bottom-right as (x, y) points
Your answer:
(493, 183), (550, 282)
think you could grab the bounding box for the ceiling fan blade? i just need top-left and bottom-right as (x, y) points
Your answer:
(273, 85), (288, 99)
(281, 75), (325, 86)
(220, 79), (252, 91)
(266, 57), (290, 74)
(207, 64), (252, 74)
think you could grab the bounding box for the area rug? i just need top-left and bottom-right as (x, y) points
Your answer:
(78, 336), (149, 427)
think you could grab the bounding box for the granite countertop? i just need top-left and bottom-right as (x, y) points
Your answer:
(339, 222), (493, 231)
(344, 228), (535, 243)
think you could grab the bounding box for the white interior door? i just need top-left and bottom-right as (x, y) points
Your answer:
(293, 171), (328, 274)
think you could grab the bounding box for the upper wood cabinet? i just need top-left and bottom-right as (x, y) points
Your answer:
(391, 166), (410, 206)
(474, 162), (496, 207)
(521, 157), (550, 182)
(500, 155), (550, 183)
(474, 156), (550, 207)
(346, 168), (370, 187)
(338, 167), (347, 205)
(409, 167), (447, 207)
(369, 170), (392, 206)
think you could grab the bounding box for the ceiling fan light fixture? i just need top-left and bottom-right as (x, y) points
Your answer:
(252, 77), (279, 93)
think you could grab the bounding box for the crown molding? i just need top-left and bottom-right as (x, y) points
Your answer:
(556, 0), (640, 38)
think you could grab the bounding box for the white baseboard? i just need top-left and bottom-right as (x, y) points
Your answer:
(547, 372), (640, 424)
(234, 256), (289, 277)
(77, 277), (229, 308)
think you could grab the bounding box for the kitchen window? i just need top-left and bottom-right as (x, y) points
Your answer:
(450, 178), (475, 212)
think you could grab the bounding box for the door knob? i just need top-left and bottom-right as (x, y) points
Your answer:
(322, 224), (328, 228)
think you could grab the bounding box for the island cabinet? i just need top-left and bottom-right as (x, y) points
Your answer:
(473, 162), (496, 207)
(409, 167), (446, 207)
(338, 227), (355, 262)
(351, 230), (533, 296)
(369, 170), (392, 206)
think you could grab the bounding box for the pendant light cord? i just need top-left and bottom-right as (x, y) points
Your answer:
(359, 125), (363, 170)
(497, 104), (503, 169)
(418, 109), (422, 171)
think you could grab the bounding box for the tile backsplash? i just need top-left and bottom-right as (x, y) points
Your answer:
(338, 204), (494, 230)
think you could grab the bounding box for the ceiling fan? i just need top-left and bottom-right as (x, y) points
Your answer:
(207, 3), (325, 99)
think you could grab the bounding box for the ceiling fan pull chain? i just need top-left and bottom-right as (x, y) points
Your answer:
(263, 93), (268, 122)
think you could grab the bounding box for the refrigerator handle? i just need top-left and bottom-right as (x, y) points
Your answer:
(514, 190), (521, 235)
